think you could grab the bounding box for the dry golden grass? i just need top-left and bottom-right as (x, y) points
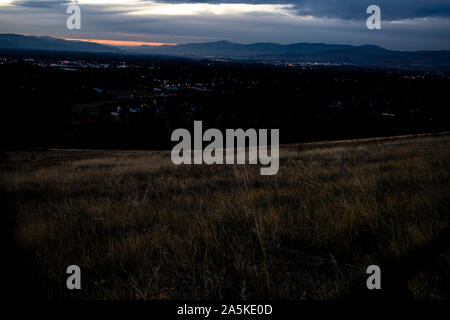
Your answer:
(1, 133), (450, 299)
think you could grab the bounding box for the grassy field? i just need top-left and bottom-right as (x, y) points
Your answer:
(2, 133), (450, 300)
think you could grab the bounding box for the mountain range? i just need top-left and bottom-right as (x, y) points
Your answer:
(1, 33), (450, 70)
(0, 34), (122, 53)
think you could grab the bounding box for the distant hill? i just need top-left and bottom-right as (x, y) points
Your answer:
(125, 40), (450, 70)
(1, 34), (449, 70)
(0, 34), (122, 53)
(126, 40), (361, 57)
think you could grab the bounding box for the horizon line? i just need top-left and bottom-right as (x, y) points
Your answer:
(64, 37), (177, 47)
(2, 33), (450, 52)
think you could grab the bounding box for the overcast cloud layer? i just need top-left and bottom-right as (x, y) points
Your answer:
(1, 0), (450, 50)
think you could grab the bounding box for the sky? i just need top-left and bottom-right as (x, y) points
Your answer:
(1, 0), (450, 50)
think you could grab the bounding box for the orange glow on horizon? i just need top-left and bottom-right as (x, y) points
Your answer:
(65, 38), (176, 47)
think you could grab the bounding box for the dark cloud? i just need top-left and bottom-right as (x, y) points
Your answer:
(12, 0), (72, 8)
(9, 1), (450, 20)
(151, 0), (450, 20)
